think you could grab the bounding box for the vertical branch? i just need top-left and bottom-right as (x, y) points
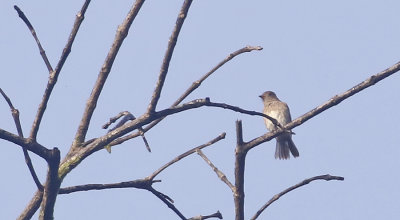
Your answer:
(146, 0), (193, 114)
(73, 0), (145, 146)
(39, 148), (61, 220)
(234, 120), (247, 220)
(27, 0), (91, 140)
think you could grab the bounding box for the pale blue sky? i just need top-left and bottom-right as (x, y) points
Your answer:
(1, 1), (400, 219)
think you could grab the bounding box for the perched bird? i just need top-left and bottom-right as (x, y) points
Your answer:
(259, 91), (299, 159)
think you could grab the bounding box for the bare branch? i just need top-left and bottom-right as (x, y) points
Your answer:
(13, 5), (53, 72)
(0, 129), (52, 160)
(113, 45), (262, 147)
(148, 132), (226, 180)
(244, 60), (400, 151)
(148, 187), (187, 220)
(196, 149), (235, 192)
(103, 111), (151, 152)
(28, 0), (91, 141)
(59, 179), (152, 194)
(0, 88), (43, 190)
(234, 120), (246, 220)
(18, 190), (43, 220)
(39, 148), (61, 220)
(250, 174), (344, 220)
(73, 0), (145, 146)
(188, 211), (223, 220)
(147, 0), (193, 114)
(175, 46), (262, 106)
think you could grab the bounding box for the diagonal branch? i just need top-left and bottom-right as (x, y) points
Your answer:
(244, 60), (400, 151)
(26, 0), (91, 141)
(13, 5), (53, 72)
(146, 0), (193, 114)
(73, 0), (145, 147)
(148, 132), (226, 180)
(250, 174), (344, 220)
(0, 88), (42, 190)
(148, 186), (187, 220)
(115, 45), (262, 147)
(196, 149), (235, 192)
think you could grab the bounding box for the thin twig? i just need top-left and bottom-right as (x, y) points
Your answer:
(250, 174), (344, 220)
(26, 0), (91, 141)
(0, 88), (43, 190)
(148, 187), (186, 220)
(148, 133), (226, 180)
(13, 5), (53, 72)
(110, 45), (262, 147)
(175, 46), (262, 106)
(147, 0), (193, 114)
(196, 149), (235, 192)
(72, 0), (145, 147)
(104, 111), (151, 152)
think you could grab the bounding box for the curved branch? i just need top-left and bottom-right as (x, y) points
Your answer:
(250, 174), (344, 220)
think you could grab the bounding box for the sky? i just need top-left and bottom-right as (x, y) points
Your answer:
(1, 0), (400, 219)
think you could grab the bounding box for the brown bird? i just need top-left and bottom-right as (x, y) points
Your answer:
(259, 91), (299, 159)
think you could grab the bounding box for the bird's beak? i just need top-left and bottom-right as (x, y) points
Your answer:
(258, 95), (263, 99)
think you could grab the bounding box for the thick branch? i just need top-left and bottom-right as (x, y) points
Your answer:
(17, 190), (43, 220)
(147, 0), (193, 114)
(73, 0), (145, 146)
(39, 148), (61, 220)
(250, 174), (344, 220)
(0, 129), (52, 160)
(234, 120), (246, 220)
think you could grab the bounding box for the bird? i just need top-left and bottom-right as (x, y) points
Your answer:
(259, 91), (299, 159)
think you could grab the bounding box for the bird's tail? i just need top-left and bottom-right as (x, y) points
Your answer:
(275, 136), (299, 160)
